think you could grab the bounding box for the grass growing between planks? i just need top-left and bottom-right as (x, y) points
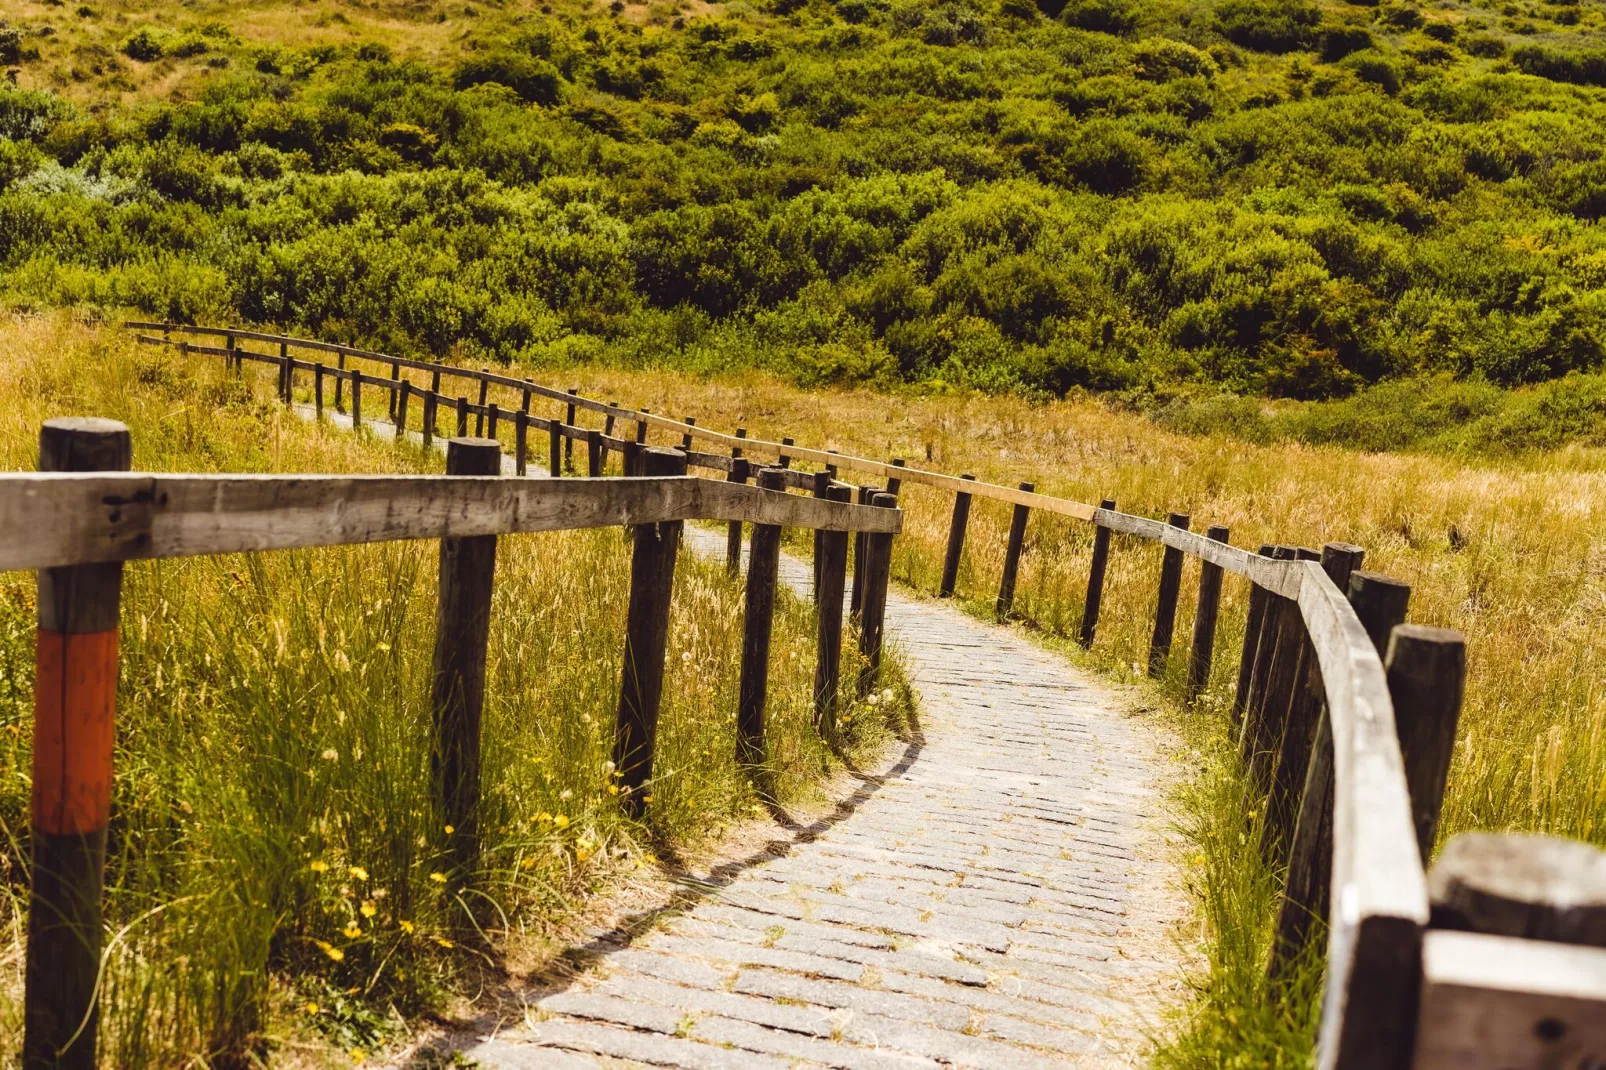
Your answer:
(0, 314), (915, 1067)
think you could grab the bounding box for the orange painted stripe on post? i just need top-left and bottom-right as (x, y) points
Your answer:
(33, 629), (117, 836)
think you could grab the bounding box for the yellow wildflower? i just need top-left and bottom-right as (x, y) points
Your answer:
(343, 924), (361, 939)
(360, 902), (377, 918)
(553, 814), (569, 830)
(433, 936), (454, 948)
(429, 871), (447, 884)
(444, 824), (454, 834)
(310, 860), (330, 873)
(303, 1002), (320, 1015)
(399, 920), (415, 934)
(348, 866), (369, 881)
(314, 940), (345, 962)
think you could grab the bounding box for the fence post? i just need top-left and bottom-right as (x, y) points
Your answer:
(486, 402), (499, 442)
(565, 388), (578, 472)
(586, 429), (603, 477)
(514, 410), (529, 476)
(1078, 498), (1116, 647)
(940, 474), (976, 599)
(225, 328), (238, 375)
(521, 381), (533, 417)
(1264, 543), (1365, 862)
(850, 484), (873, 621)
(814, 485), (851, 744)
(603, 403), (616, 440)
(429, 360), (441, 399)
(995, 481), (1035, 620)
(548, 418), (562, 478)
(1147, 512), (1192, 677)
(455, 396), (468, 439)
(857, 492), (898, 696)
(725, 455), (749, 576)
(351, 369), (363, 430)
(422, 391), (436, 450)
(430, 438), (502, 879)
(1387, 624), (1466, 866)
(680, 416), (695, 451)
(314, 363), (325, 417)
(279, 342), (292, 404)
(1186, 524), (1230, 701)
(1270, 570), (1411, 983)
(738, 469), (786, 792)
(396, 380), (411, 439)
(389, 361), (402, 419)
(25, 418), (131, 1070)
(778, 438), (793, 469)
(1233, 544), (1278, 726)
(615, 447), (688, 817)
(886, 458), (905, 497)
(475, 374), (489, 436)
(1244, 546), (1317, 794)
(636, 408), (650, 447)
(812, 471), (830, 601)
(1239, 545), (1298, 777)
(335, 353), (346, 411)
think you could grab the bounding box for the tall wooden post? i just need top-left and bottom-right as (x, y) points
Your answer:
(1240, 545), (1298, 772)
(680, 416), (696, 451)
(857, 492), (898, 696)
(778, 438), (793, 469)
(548, 418), (561, 478)
(350, 369), (363, 430)
(995, 481), (1034, 620)
(1270, 570), (1411, 983)
(603, 403), (616, 440)
(314, 363), (325, 418)
(812, 471), (830, 601)
(850, 485), (873, 621)
(455, 396), (468, 439)
(814, 485), (851, 743)
(1079, 498), (1116, 647)
(278, 342), (291, 403)
(475, 374), (489, 436)
(26, 418), (132, 1070)
(1186, 524), (1230, 701)
(396, 380), (411, 439)
(886, 458), (905, 497)
(614, 448), (687, 817)
(564, 388), (578, 472)
(335, 353), (346, 411)
(225, 329), (238, 375)
(1387, 624), (1466, 865)
(1232, 544), (1277, 726)
(1147, 512), (1192, 677)
(939, 474), (976, 598)
(514, 410), (529, 476)
(430, 438), (502, 878)
(421, 391), (436, 450)
(486, 402), (500, 441)
(725, 453), (749, 577)
(389, 361), (402, 419)
(586, 429), (603, 477)
(738, 470), (785, 790)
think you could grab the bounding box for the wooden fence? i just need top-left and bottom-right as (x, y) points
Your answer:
(12, 320), (1603, 1068)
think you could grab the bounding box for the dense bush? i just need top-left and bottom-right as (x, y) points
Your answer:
(3, 0), (1606, 404)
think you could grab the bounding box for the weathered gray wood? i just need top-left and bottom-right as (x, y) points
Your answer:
(1387, 624), (1466, 867)
(856, 492), (898, 696)
(1429, 832), (1606, 948)
(26, 418), (132, 1070)
(813, 485), (851, 745)
(738, 469), (786, 792)
(1078, 498), (1116, 648)
(615, 448), (687, 817)
(1147, 512), (1191, 677)
(1185, 524), (1230, 700)
(1241, 546), (1298, 776)
(939, 475), (976, 599)
(1413, 929), (1606, 1070)
(1265, 543), (1366, 861)
(850, 484), (872, 622)
(430, 440), (502, 878)
(996, 482), (1035, 620)
(0, 471), (904, 573)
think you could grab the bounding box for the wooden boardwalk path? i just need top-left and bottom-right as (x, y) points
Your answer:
(444, 526), (1188, 1068)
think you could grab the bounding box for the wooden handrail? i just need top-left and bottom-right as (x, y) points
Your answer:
(0, 472), (901, 574)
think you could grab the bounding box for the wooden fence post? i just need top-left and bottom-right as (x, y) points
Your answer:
(1186, 524), (1230, 701)
(25, 418), (132, 1070)
(1147, 512), (1191, 677)
(1079, 498), (1116, 648)
(1387, 624), (1466, 865)
(455, 396), (468, 439)
(586, 429), (603, 477)
(603, 403), (616, 440)
(636, 408), (650, 447)
(335, 353), (346, 411)
(812, 471), (830, 601)
(314, 363), (325, 417)
(565, 388), (578, 472)
(886, 458), (905, 497)
(548, 418), (561, 478)
(995, 481), (1034, 620)
(778, 438), (793, 469)
(521, 381), (533, 417)
(680, 416), (695, 451)
(422, 391), (436, 450)
(1239, 545), (1298, 776)
(1245, 546), (1318, 794)
(1232, 544), (1277, 726)
(486, 403), (499, 442)
(279, 342), (292, 404)
(1264, 543), (1365, 861)
(225, 328), (237, 375)
(430, 438), (502, 878)
(614, 447), (687, 817)
(857, 492), (898, 696)
(429, 361), (441, 400)
(725, 455), (749, 576)
(475, 374), (489, 436)
(389, 361), (402, 419)
(814, 485), (851, 744)
(514, 410), (529, 476)
(396, 380), (410, 439)
(939, 474), (976, 599)
(350, 369), (363, 430)
(1270, 570), (1411, 983)
(850, 484), (873, 622)
(738, 469), (786, 791)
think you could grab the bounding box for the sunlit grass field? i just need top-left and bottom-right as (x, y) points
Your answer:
(0, 314), (912, 1066)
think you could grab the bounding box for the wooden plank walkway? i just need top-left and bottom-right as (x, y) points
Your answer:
(294, 404), (1191, 1066)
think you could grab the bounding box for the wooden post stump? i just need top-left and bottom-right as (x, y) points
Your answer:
(1079, 498), (1116, 648)
(1147, 512), (1191, 677)
(738, 469), (786, 791)
(1185, 524), (1230, 701)
(814, 485), (851, 743)
(614, 448), (688, 817)
(25, 418), (131, 1070)
(939, 474), (976, 598)
(995, 481), (1034, 620)
(430, 438), (502, 878)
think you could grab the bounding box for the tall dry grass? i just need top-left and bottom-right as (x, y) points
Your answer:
(0, 315), (911, 1066)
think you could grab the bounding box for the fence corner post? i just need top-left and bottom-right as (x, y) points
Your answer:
(26, 417), (132, 1070)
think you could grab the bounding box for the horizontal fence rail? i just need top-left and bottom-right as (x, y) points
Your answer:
(107, 320), (1606, 1070)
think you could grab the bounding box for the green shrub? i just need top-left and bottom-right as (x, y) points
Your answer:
(1319, 26), (1374, 62)
(121, 27), (165, 62)
(1057, 0), (1138, 35)
(1214, 0), (1320, 52)
(453, 53), (565, 104)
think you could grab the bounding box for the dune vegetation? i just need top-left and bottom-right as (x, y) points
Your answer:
(0, 315), (914, 1066)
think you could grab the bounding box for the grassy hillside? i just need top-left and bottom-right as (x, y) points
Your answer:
(0, 315), (913, 1066)
(2, 0), (1606, 411)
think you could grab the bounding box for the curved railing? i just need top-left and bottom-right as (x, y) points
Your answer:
(119, 322), (1606, 1070)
